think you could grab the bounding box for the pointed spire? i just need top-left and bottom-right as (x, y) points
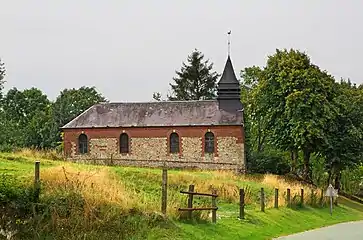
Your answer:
(219, 56), (239, 84)
(217, 33), (242, 112)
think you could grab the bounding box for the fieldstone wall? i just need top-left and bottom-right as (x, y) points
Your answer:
(130, 137), (167, 160)
(89, 138), (117, 159)
(70, 142), (77, 157)
(217, 137), (244, 164)
(68, 135), (245, 171)
(181, 137), (202, 161)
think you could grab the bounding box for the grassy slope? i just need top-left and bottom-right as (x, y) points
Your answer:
(1, 151), (363, 240)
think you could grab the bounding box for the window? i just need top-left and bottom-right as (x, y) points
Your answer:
(120, 133), (129, 153)
(204, 132), (215, 153)
(78, 134), (88, 154)
(169, 133), (180, 153)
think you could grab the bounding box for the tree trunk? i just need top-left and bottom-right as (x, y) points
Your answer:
(327, 167), (332, 186)
(290, 150), (298, 174)
(303, 149), (311, 181)
(256, 129), (266, 153)
(334, 171), (341, 193)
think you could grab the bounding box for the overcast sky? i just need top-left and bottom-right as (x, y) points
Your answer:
(0, 0), (362, 102)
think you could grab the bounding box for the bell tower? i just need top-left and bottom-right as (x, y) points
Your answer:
(217, 31), (242, 112)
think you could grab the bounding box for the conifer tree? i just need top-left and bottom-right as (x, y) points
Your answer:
(168, 49), (219, 101)
(0, 58), (6, 98)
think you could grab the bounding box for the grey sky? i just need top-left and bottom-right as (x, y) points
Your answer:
(1, 0), (362, 102)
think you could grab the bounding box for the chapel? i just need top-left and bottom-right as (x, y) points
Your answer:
(62, 53), (245, 171)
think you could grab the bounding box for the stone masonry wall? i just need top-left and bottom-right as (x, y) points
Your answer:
(129, 137), (167, 160)
(64, 125), (245, 171)
(181, 137), (202, 161)
(89, 138), (117, 159)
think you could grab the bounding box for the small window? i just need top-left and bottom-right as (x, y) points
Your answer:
(169, 133), (180, 153)
(204, 132), (215, 153)
(120, 133), (129, 153)
(78, 134), (88, 154)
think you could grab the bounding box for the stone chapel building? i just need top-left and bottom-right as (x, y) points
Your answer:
(62, 54), (246, 171)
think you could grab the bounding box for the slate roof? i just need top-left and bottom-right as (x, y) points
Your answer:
(218, 56), (239, 84)
(61, 100), (243, 129)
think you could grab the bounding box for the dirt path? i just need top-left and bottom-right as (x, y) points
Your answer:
(275, 221), (363, 240)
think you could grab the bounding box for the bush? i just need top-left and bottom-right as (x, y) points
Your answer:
(246, 150), (290, 175)
(0, 174), (34, 205)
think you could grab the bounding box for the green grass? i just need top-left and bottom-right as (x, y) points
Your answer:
(168, 202), (363, 240)
(1, 151), (363, 240)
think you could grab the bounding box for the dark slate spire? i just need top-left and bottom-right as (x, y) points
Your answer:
(216, 31), (242, 112)
(217, 31), (243, 112)
(217, 56), (241, 101)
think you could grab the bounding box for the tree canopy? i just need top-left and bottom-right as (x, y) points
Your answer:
(241, 49), (353, 182)
(52, 86), (107, 129)
(0, 86), (106, 150)
(0, 58), (6, 98)
(168, 49), (219, 101)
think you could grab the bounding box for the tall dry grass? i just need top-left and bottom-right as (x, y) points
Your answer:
(15, 148), (63, 161)
(261, 174), (322, 207)
(38, 165), (325, 224)
(41, 166), (140, 213)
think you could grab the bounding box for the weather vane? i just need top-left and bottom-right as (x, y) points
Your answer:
(227, 30), (231, 56)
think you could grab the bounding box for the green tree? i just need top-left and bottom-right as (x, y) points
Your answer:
(254, 49), (337, 181)
(168, 49), (219, 101)
(241, 66), (290, 175)
(25, 107), (58, 149)
(2, 88), (50, 127)
(240, 66), (266, 153)
(0, 58), (6, 99)
(1, 88), (52, 149)
(52, 86), (107, 129)
(152, 92), (162, 101)
(322, 80), (363, 190)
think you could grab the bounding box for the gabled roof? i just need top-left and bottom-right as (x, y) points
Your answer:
(62, 100), (243, 129)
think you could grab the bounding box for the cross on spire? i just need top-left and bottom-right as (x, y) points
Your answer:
(227, 30), (231, 56)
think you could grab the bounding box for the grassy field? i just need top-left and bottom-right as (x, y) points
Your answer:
(1, 149), (363, 240)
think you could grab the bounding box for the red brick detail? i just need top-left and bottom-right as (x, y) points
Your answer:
(166, 129), (183, 158)
(63, 125), (244, 157)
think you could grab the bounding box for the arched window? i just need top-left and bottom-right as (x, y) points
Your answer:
(78, 134), (88, 154)
(169, 133), (180, 153)
(120, 133), (129, 153)
(204, 132), (215, 153)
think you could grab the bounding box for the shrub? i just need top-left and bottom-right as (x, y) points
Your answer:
(246, 150), (290, 175)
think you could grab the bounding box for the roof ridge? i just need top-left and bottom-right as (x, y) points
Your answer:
(107, 99), (217, 104)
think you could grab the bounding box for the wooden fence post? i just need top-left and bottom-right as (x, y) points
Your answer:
(287, 188), (291, 207)
(261, 188), (265, 212)
(161, 168), (168, 215)
(34, 161), (40, 202)
(239, 188), (245, 219)
(187, 185), (195, 219)
(274, 188), (279, 209)
(301, 189), (304, 206)
(212, 189), (217, 223)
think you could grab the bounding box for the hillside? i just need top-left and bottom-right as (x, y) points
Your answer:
(1, 150), (363, 240)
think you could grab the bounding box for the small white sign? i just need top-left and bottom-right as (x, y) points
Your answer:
(325, 184), (338, 197)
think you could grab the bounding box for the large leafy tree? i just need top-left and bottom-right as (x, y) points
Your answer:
(168, 49), (219, 101)
(52, 86), (107, 129)
(2, 88), (50, 126)
(1, 87), (53, 149)
(0, 58), (5, 93)
(254, 49), (337, 181)
(240, 66), (266, 153)
(322, 80), (363, 190)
